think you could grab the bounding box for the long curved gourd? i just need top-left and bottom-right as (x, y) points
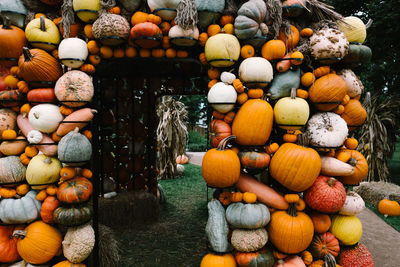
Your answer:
(56, 108), (96, 136)
(17, 114), (57, 156)
(236, 173), (289, 210)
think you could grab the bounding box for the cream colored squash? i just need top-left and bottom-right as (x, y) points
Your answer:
(205, 34), (240, 67)
(338, 69), (364, 98)
(273, 89), (309, 130)
(27, 130), (43, 144)
(0, 136), (27, 156)
(220, 72), (236, 85)
(28, 104), (63, 133)
(25, 16), (60, 51)
(339, 191), (365, 215)
(310, 27), (349, 62)
(73, 0), (101, 23)
(239, 57), (273, 88)
(338, 16), (367, 44)
(147, 0), (180, 21)
(207, 82), (237, 113)
(320, 156), (355, 176)
(26, 154), (62, 189)
(306, 112), (348, 148)
(58, 38), (89, 69)
(168, 25), (199, 47)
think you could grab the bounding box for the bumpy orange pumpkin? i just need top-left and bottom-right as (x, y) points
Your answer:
(202, 136), (240, 188)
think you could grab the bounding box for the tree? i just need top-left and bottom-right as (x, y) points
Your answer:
(179, 95), (208, 127)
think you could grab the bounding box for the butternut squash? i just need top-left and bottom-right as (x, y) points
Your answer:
(276, 52), (293, 72)
(56, 108), (96, 137)
(320, 156), (354, 176)
(236, 173), (289, 210)
(0, 136), (27, 156)
(17, 115), (57, 156)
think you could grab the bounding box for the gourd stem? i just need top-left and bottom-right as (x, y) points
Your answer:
(297, 134), (309, 147)
(290, 88), (296, 99)
(74, 127), (80, 133)
(327, 178), (336, 187)
(43, 157), (52, 164)
(324, 254), (337, 267)
(91, 109), (98, 114)
(22, 47), (33, 62)
(216, 135), (236, 151)
(12, 230), (27, 239)
(2, 16), (11, 29)
(40, 16), (46, 32)
(287, 203), (297, 217)
(348, 157), (357, 167)
(33, 113), (39, 119)
(260, 23), (269, 35)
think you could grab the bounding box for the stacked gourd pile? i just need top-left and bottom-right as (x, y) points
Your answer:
(0, 2), (96, 266)
(200, 1), (374, 267)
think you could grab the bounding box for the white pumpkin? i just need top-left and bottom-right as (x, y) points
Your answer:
(220, 72), (236, 85)
(239, 57), (273, 88)
(168, 25), (199, 47)
(27, 130), (43, 144)
(205, 34), (241, 68)
(310, 27), (349, 62)
(28, 104), (63, 133)
(176, 164), (185, 175)
(58, 38), (89, 69)
(337, 16), (367, 44)
(207, 82), (237, 113)
(0, 191), (41, 224)
(339, 191), (365, 215)
(338, 69), (364, 98)
(306, 112), (348, 148)
(147, 0), (180, 20)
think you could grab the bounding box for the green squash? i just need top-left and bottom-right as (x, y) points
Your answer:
(235, 249), (275, 267)
(195, 0), (225, 29)
(0, 191), (41, 224)
(58, 128), (92, 166)
(343, 44), (372, 66)
(53, 203), (92, 226)
(0, 156), (26, 184)
(0, 0), (27, 28)
(226, 202), (270, 229)
(205, 200), (231, 253)
(268, 68), (300, 100)
(234, 0), (268, 40)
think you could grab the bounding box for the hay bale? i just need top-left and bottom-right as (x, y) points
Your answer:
(99, 224), (120, 267)
(355, 182), (400, 207)
(98, 191), (159, 229)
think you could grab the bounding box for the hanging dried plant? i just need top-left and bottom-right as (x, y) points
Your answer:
(174, 0), (198, 30)
(61, 0), (75, 38)
(223, 0), (239, 16)
(264, 0), (282, 38)
(358, 92), (400, 182)
(304, 0), (343, 22)
(157, 96), (188, 179)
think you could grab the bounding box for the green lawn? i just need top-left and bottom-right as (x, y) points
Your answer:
(366, 203), (400, 232)
(116, 164), (213, 267)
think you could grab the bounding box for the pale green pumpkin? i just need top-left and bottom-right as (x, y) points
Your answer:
(25, 16), (60, 51)
(205, 200), (231, 253)
(274, 88), (310, 130)
(26, 154), (62, 189)
(195, 0), (225, 29)
(0, 156), (26, 184)
(268, 68), (301, 100)
(330, 215), (362, 246)
(234, 0), (268, 40)
(343, 44), (372, 66)
(0, 191), (41, 224)
(58, 128), (92, 166)
(205, 34), (240, 67)
(0, 0), (27, 28)
(73, 0), (101, 23)
(226, 202), (270, 229)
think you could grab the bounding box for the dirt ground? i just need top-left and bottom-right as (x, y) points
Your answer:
(188, 152), (400, 267)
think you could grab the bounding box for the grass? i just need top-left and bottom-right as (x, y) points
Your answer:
(115, 164), (213, 267)
(366, 203), (400, 232)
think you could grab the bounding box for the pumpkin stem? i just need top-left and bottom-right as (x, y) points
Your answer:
(297, 134), (310, 147)
(43, 157), (52, 164)
(327, 177), (336, 187)
(216, 135), (236, 151)
(33, 113), (39, 120)
(287, 203), (298, 217)
(91, 109), (98, 114)
(74, 127), (79, 133)
(22, 47), (33, 62)
(1, 16), (12, 29)
(290, 88), (296, 99)
(348, 157), (357, 167)
(40, 16), (46, 32)
(12, 230), (27, 239)
(366, 19), (373, 29)
(324, 254), (337, 267)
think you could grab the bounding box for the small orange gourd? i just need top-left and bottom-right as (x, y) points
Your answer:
(0, 188), (16, 198)
(177, 50), (189, 58)
(283, 133), (297, 143)
(266, 143), (279, 154)
(207, 68), (220, 80)
(84, 24), (95, 39)
(314, 66), (330, 78)
(219, 191), (232, 205)
(165, 48), (177, 58)
(207, 24), (221, 36)
(60, 167), (76, 180)
(233, 79), (244, 93)
(2, 129), (17, 140)
(125, 46), (137, 58)
(222, 24), (234, 34)
(230, 192), (243, 202)
(36, 190), (48, 201)
(220, 15), (234, 26)
(247, 89), (264, 99)
(60, 105), (74, 116)
(237, 92), (248, 105)
(296, 89), (309, 99)
(300, 28), (313, 37)
(290, 51), (304, 65)
(147, 14), (162, 25)
(159, 22), (171, 35)
(208, 79), (218, 89)
(20, 153), (30, 165)
(199, 32), (208, 46)
(301, 72), (315, 87)
(46, 185), (58, 196)
(87, 40), (100, 54)
(344, 138), (358, 150)
(212, 110), (225, 120)
(79, 64), (96, 74)
(16, 184), (29, 196)
(100, 46), (113, 59)
(108, 6), (121, 15)
(25, 146), (39, 157)
(17, 80), (29, 93)
(88, 55), (101, 65)
(83, 130), (92, 140)
(240, 45), (255, 59)
(20, 103), (31, 115)
(243, 192), (257, 203)
(199, 52), (207, 65)
(81, 168), (93, 179)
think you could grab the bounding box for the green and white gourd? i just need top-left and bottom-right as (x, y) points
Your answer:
(205, 199), (231, 253)
(58, 128), (92, 166)
(0, 0), (27, 28)
(0, 156), (26, 184)
(195, 0), (225, 29)
(226, 202), (270, 229)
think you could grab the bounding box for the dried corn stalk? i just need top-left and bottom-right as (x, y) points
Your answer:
(359, 92), (400, 182)
(156, 96), (188, 179)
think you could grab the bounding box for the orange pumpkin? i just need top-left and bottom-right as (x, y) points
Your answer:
(338, 149), (368, 185)
(0, 225), (22, 263)
(309, 212), (332, 234)
(130, 22), (163, 49)
(261, 40), (286, 61)
(241, 45), (255, 59)
(309, 74), (347, 111)
(57, 177), (93, 203)
(202, 136), (240, 188)
(278, 25), (300, 50)
(40, 196), (60, 224)
(341, 99), (367, 130)
(0, 18), (27, 67)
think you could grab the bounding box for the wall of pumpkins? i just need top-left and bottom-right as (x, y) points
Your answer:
(0, 0), (374, 266)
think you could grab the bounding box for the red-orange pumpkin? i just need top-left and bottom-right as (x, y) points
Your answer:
(310, 232), (340, 259)
(304, 176), (346, 213)
(338, 149), (368, 185)
(0, 225), (21, 263)
(57, 177), (93, 204)
(238, 151), (271, 169)
(210, 119), (232, 148)
(130, 22), (163, 49)
(40, 196), (60, 224)
(235, 248), (275, 266)
(176, 155), (189, 164)
(27, 88), (56, 104)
